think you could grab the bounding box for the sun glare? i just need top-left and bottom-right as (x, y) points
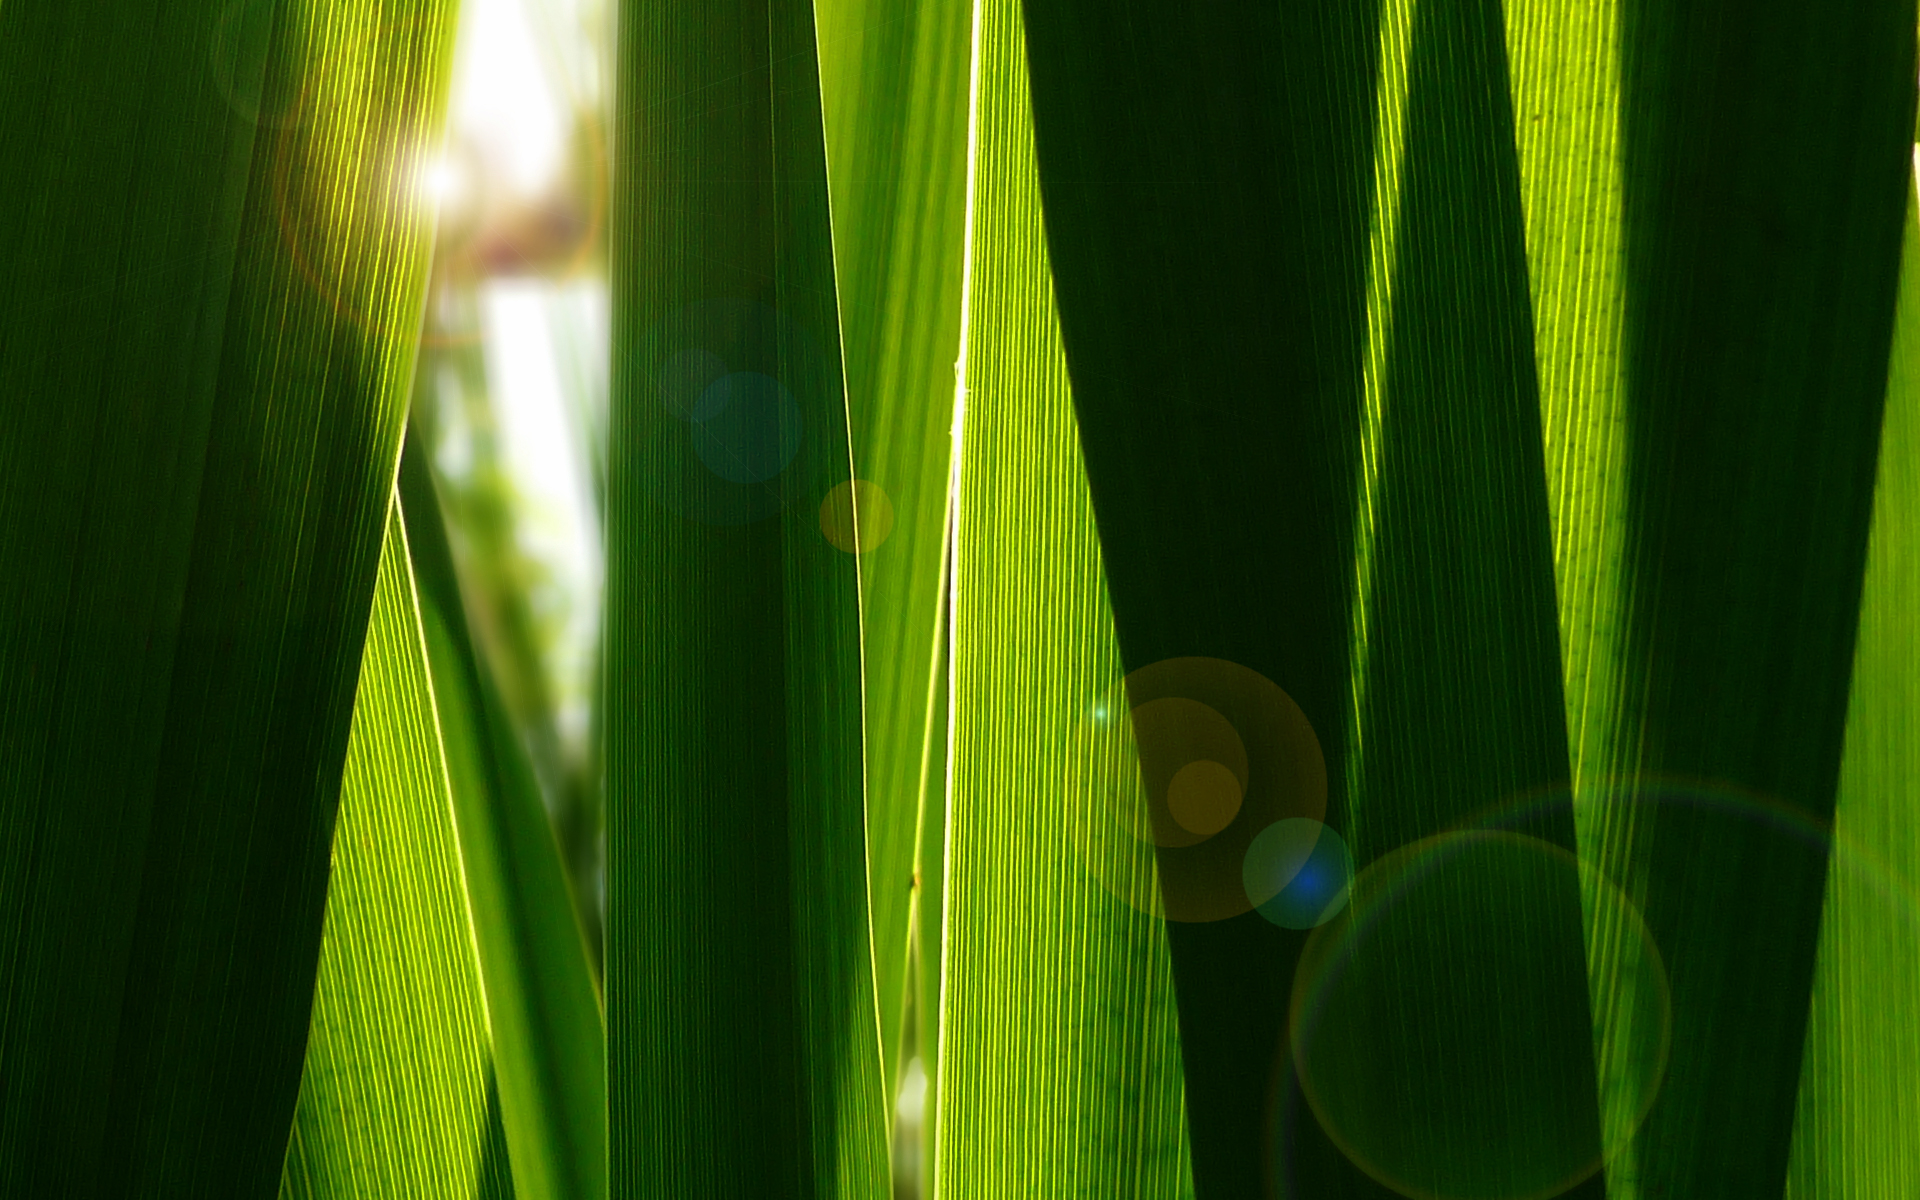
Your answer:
(422, 158), (466, 209)
(449, 0), (568, 200)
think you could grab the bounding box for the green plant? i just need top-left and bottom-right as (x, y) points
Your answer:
(4, 0), (1918, 1197)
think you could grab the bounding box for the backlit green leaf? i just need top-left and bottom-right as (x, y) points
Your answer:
(815, 0), (971, 1123)
(0, 0), (455, 1191)
(1785, 157), (1920, 1200)
(607, 0), (889, 1192)
(402, 427), (609, 1200)
(280, 496), (511, 1200)
(933, 0), (1193, 1193)
(1506, 1), (1916, 1194)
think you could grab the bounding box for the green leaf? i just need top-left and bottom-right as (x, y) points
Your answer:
(814, 0), (972, 1118)
(0, 0), (455, 1192)
(401, 427), (609, 1200)
(1506, 0), (1917, 1194)
(409, 298), (609, 975)
(1785, 158), (1920, 1200)
(932, 0), (1194, 1193)
(1011, 0), (1596, 1192)
(607, 0), (889, 1192)
(280, 496), (512, 1200)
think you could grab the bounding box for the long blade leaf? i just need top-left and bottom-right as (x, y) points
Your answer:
(608, 0), (889, 1191)
(1784, 157), (1920, 1200)
(1016, 0), (1594, 1194)
(0, 1), (455, 1191)
(1507, 1), (1916, 1194)
(401, 426), (609, 1200)
(815, 0), (972, 1117)
(280, 496), (511, 1200)
(933, 0), (1193, 1193)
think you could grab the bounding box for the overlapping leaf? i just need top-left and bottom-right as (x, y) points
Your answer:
(1785, 160), (1920, 1200)
(1507, 1), (1916, 1194)
(401, 429), (608, 1200)
(280, 498), (510, 1200)
(933, 0), (1194, 1194)
(607, 0), (888, 1192)
(0, 0), (455, 1191)
(815, 0), (971, 1121)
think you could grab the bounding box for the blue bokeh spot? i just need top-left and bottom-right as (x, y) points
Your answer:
(690, 372), (803, 483)
(1244, 818), (1352, 930)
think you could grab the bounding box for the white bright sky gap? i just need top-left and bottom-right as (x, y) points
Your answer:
(448, 0), (568, 199)
(443, 0), (608, 747)
(480, 281), (605, 745)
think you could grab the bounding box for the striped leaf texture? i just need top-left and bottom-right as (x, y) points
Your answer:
(1508, 0), (1916, 1195)
(6, 0), (1918, 1197)
(400, 426), (609, 1200)
(280, 497), (510, 1200)
(815, 0), (972, 1121)
(1016, 0), (1593, 1194)
(607, 0), (889, 1193)
(0, 0), (456, 1193)
(284, 430), (608, 1200)
(934, 0), (1197, 1195)
(1784, 157), (1920, 1200)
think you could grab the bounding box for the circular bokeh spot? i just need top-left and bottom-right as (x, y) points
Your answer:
(1067, 658), (1327, 922)
(1245, 818), (1352, 929)
(657, 348), (730, 420)
(690, 372), (802, 484)
(1169, 760), (1244, 835)
(1288, 831), (1670, 1200)
(819, 479), (895, 554)
(636, 300), (833, 525)
(1128, 696), (1249, 848)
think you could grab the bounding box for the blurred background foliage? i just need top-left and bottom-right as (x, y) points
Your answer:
(406, 0), (612, 971)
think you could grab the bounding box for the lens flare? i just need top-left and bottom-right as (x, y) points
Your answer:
(1244, 818), (1351, 929)
(1286, 831), (1669, 1200)
(1066, 657), (1327, 922)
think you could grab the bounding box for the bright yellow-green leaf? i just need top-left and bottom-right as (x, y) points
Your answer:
(1505, 1), (1915, 1195)
(401, 430), (608, 1200)
(281, 497), (508, 1200)
(933, 0), (1193, 1193)
(816, 0), (972, 1125)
